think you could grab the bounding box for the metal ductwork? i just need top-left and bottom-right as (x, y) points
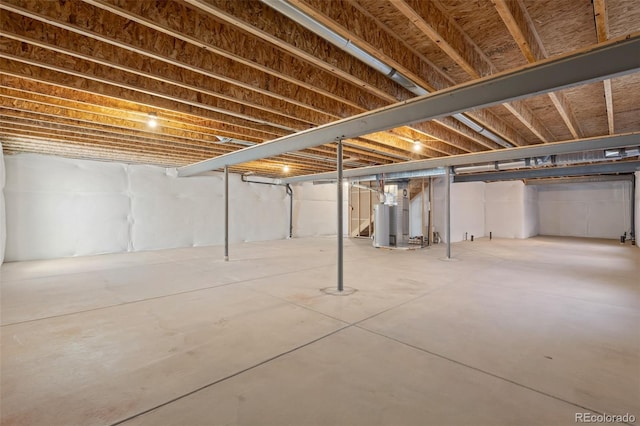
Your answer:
(453, 146), (640, 175)
(261, 0), (513, 148)
(310, 167), (447, 185)
(455, 164), (498, 174)
(498, 160), (529, 170)
(451, 113), (512, 148)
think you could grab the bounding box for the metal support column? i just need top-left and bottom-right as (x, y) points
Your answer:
(445, 167), (451, 259)
(286, 184), (293, 239)
(224, 165), (229, 261)
(337, 139), (344, 292)
(421, 180), (426, 246)
(631, 175), (636, 241)
(429, 177), (434, 246)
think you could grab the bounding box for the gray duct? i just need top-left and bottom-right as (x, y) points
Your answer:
(349, 168), (446, 183)
(453, 146), (640, 174)
(309, 167), (446, 185)
(261, 0), (513, 148)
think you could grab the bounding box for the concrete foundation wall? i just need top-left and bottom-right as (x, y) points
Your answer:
(4, 154), (292, 261)
(537, 180), (632, 239)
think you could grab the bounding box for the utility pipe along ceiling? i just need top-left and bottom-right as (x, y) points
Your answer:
(1, 0), (640, 179)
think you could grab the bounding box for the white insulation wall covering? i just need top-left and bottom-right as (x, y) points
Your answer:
(0, 143), (6, 264)
(636, 172), (640, 249)
(4, 154), (291, 261)
(292, 181), (347, 237)
(523, 185), (539, 238)
(5, 155), (131, 260)
(537, 180), (632, 239)
(409, 195), (423, 237)
(433, 178), (485, 243)
(485, 181), (538, 239)
(128, 167), (288, 250)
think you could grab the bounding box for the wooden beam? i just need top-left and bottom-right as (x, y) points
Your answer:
(349, 0), (456, 91)
(0, 122), (222, 159)
(593, 0), (609, 43)
(2, 139), (191, 168)
(465, 110), (529, 147)
(359, 132), (434, 159)
(291, 0), (524, 147)
(80, 0), (389, 112)
(409, 121), (482, 154)
(0, 0), (376, 115)
(603, 79), (615, 134)
(390, 126), (469, 155)
(305, 142), (400, 164)
(492, 0), (538, 63)
(547, 92), (582, 138)
(2, 136), (324, 176)
(593, 0), (614, 134)
(0, 14), (341, 127)
(502, 100), (554, 143)
(1, 96), (396, 167)
(181, 0), (410, 103)
(0, 110), (233, 154)
(378, 129), (447, 158)
(0, 128), (337, 174)
(0, 0), (517, 164)
(434, 117), (501, 150)
(176, 33), (640, 176)
(389, 0), (484, 79)
(0, 58), (291, 139)
(389, 0), (556, 143)
(0, 79), (279, 142)
(492, 0), (584, 139)
(138, 0), (502, 155)
(3, 0), (474, 163)
(0, 39), (313, 132)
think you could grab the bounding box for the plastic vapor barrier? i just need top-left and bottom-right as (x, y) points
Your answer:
(0, 143), (6, 264)
(292, 182), (345, 237)
(3, 154), (296, 261)
(537, 180), (632, 239)
(485, 181), (538, 239)
(636, 172), (640, 249)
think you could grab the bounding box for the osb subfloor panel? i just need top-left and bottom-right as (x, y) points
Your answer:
(1, 237), (639, 426)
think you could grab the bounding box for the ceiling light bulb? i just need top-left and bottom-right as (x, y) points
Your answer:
(283, 165), (290, 173)
(147, 113), (158, 128)
(413, 141), (421, 151)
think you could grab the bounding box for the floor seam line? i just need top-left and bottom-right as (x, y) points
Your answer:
(242, 285), (350, 325)
(350, 281), (465, 326)
(355, 325), (631, 423)
(110, 324), (353, 426)
(1, 261), (360, 327)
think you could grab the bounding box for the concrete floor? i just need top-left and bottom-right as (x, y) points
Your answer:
(1, 236), (638, 426)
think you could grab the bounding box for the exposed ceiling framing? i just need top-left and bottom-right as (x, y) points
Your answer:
(1, 0), (639, 179)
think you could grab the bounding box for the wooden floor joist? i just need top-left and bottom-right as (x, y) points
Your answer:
(1, 0), (639, 176)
